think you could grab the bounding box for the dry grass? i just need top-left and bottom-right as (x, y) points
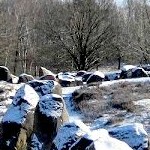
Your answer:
(73, 81), (150, 123)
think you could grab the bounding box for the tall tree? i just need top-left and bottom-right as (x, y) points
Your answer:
(57, 0), (116, 70)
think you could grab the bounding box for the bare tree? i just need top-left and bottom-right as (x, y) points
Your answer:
(122, 0), (150, 64)
(56, 0), (117, 70)
(34, 0), (117, 71)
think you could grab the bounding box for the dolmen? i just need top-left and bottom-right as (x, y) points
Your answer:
(1, 79), (69, 150)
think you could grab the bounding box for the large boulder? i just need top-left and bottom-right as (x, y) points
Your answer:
(51, 121), (90, 150)
(120, 65), (149, 79)
(131, 67), (149, 78)
(76, 70), (87, 77)
(39, 74), (56, 81)
(30, 94), (64, 150)
(75, 71), (87, 86)
(28, 80), (69, 123)
(39, 67), (55, 77)
(82, 72), (93, 83)
(104, 71), (121, 81)
(51, 121), (133, 150)
(18, 73), (34, 84)
(86, 71), (105, 86)
(28, 80), (62, 97)
(0, 82), (22, 122)
(1, 84), (39, 150)
(71, 129), (133, 150)
(0, 66), (12, 82)
(120, 65), (136, 79)
(109, 123), (148, 150)
(57, 73), (75, 87)
(139, 64), (150, 71)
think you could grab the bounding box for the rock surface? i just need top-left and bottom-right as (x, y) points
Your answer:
(18, 73), (34, 83)
(39, 67), (55, 77)
(86, 71), (105, 85)
(51, 121), (89, 150)
(28, 80), (62, 97)
(30, 94), (64, 150)
(1, 84), (39, 149)
(51, 121), (133, 150)
(0, 66), (12, 82)
(28, 80), (69, 123)
(109, 123), (148, 150)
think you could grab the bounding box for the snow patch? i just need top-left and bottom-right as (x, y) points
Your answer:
(39, 94), (63, 118)
(101, 77), (150, 86)
(121, 65), (137, 71)
(53, 121), (89, 150)
(84, 129), (133, 150)
(3, 84), (39, 124)
(92, 71), (105, 78)
(58, 74), (75, 82)
(109, 123), (148, 150)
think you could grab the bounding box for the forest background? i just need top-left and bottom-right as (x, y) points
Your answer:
(0, 0), (150, 75)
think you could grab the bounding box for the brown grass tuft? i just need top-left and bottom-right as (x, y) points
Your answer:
(73, 81), (150, 123)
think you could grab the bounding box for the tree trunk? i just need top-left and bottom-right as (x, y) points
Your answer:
(13, 50), (19, 75)
(118, 55), (121, 70)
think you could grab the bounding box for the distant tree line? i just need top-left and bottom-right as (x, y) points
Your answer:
(0, 0), (150, 75)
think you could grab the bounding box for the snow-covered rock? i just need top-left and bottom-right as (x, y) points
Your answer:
(31, 94), (64, 150)
(51, 121), (90, 150)
(82, 72), (93, 82)
(1, 84), (39, 149)
(109, 123), (148, 150)
(0, 66), (12, 82)
(132, 67), (149, 78)
(121, 65), (137, 71)
(39, 66), (56, 77)
(57, 74), (75, 82)
(57, 73), (75, 87)
(86, 71), (105, 85)
(51, 121), (133, 150)
(76, 70), (87, 77)
(0, 81), (22, 122)
(28, 79), (62, 97)
(71, 129), (133, 150)
(104, 71), (121, 81)
(38, 94), (63, 118)
(120, 65), (149, 79)
(3, 84), (39, 124)
(18, 73), (34, 83)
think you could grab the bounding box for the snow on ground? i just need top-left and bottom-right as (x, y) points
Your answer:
(101, 77), (150, 86)
(62, 86), (83, 122)
(62, 77), (150, 134)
